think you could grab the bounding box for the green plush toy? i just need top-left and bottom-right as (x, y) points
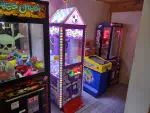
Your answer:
(0, 33), (24, 60)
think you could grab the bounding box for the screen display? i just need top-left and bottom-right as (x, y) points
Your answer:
(89, 56), (108, 65)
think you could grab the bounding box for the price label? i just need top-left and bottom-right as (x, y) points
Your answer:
(11, 101), (19, 110)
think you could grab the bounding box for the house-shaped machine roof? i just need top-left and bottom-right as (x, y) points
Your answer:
(50, 7), (85, 25)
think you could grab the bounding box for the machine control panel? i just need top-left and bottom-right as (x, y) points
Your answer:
(28, 95), (39, 113)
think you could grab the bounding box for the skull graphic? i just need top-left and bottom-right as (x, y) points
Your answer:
(0, 33), (24, 54)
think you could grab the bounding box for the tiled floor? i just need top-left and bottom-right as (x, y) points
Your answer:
(51, 83), (128, 113)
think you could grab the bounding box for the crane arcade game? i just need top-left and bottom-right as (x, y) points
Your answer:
(96, 22), (123, 85)
(49, 7), (86, 113)
(0, 0), (50, 113)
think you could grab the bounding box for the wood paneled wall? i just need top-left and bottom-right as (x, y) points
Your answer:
(110, 1), (144, 12)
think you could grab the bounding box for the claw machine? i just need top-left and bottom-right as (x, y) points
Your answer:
(0, 1), (50, 113)
(96, 22), (123, 85)
(49, 7), (86, 113)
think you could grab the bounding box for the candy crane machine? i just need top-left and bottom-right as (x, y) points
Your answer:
(0, 1), (50, 113)
(96, 22), (123, 85)
(49, 7), (86, 112)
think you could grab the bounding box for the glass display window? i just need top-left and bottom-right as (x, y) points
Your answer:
(49, 26), (60, 78)
(101, 27), (111, 59)
(0, 22), (45, 83)
(109, 27), (122, 59)
(65, 29), (83, 65)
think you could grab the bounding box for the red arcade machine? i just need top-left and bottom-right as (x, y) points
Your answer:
(96, 22), (123, 85)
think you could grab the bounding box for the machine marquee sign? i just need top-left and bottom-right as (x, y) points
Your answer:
(0, 0), (46, 19)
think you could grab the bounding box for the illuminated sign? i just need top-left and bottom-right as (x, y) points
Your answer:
(50, 26), (59, 36)
(116, 30), (121, 38)
(0, 0), (46, 19)
(66, 29), (83, 39)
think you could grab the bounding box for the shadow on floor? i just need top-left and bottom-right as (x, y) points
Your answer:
(51, 83), (128, 113)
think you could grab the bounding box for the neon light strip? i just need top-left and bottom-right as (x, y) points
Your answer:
(59, 27), (63, 108)
(82, 28), (86, 94)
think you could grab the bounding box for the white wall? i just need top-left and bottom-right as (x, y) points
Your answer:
(111, 12), (142, 84)
(44, 0), (111, 40)
(124, 0), (150, 113)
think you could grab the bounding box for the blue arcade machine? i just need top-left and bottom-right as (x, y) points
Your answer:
(84, 55), (112, 97)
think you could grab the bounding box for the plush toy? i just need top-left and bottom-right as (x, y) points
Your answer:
(9, 60), (17, 66)
(24, 69), (38, 76)
(0, 33), (24, 55)
(6, 56), (13, 61)
(34, 62), (44, 68)
(17, 54), (29, 66)
(0, 33), (24, 61)
(0, 61), (14, 80)
(15, 73), (24, 78)
(0, 61), (7, 73)
(16, 66), (31, 72)
(6, 61), (14, 71)
(25, 61), (33, 66)
(30, 56), (37, 63)
(6, 51), (20, 61)
(0, 54), (9, 60)
(18, 50), (28, 54)
(29, 56), (44, 68)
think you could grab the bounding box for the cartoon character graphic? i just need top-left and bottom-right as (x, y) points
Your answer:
(72, 14), (78, 23)
(84, 68), (94, 83)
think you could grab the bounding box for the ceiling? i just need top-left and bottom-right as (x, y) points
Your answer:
(96, 0), (144, 4)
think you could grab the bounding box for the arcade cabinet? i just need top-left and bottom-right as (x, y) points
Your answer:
(85, 40), (96, 56)
(84, 55), (112, 97)
(0, 1), (50, 113)
(49, 7), (86, 112)
(96, 22), (123, 85)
